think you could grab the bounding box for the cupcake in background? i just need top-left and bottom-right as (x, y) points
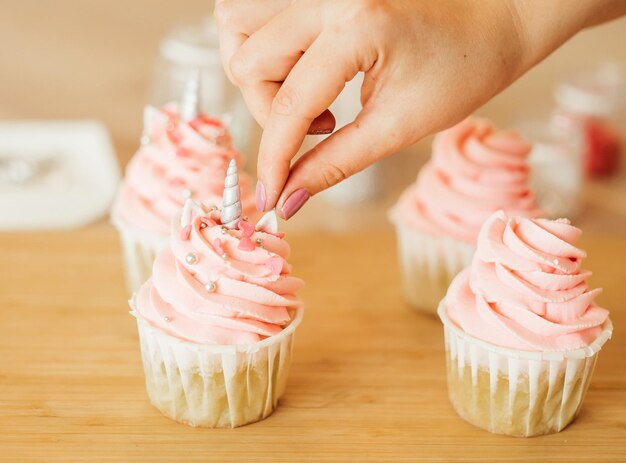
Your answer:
(112, 72), (257, 293)
(438, 211), (611, 437)
(132, 160), (304, 428)
(389, 118), (542, 314)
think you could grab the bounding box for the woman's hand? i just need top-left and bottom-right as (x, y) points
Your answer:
(215, 0), (626, 219)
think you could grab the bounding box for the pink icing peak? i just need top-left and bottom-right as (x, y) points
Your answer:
(446, 211), (609, 351)
(390, 118), (542, 243)
(114, 103), (258, 235)
(135, 203), (303, 345)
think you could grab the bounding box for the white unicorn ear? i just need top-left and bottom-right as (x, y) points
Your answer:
(255, 210), (278, 234)
(180, 70), (201, 122)
(180, 198), (206, 228)
(220, 159), (242, 229)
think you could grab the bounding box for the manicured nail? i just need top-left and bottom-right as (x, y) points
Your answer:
(256, 181), (266, 212)
(280, 188), (310, 220)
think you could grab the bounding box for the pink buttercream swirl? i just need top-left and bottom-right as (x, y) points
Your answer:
(446, 211), (609, 351)
(135, 207), (304, 345)
(391, 118), (542, 243)
(115, 104), (256, 235)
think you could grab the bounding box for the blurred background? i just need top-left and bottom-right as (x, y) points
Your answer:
(1, 0), (625, 233)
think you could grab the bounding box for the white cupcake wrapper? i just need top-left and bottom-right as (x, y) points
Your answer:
(393, 224), (475, 314)
(438, 301), (612, 437)
(130, 299), (304, 428)
(111, 210), (168, 294)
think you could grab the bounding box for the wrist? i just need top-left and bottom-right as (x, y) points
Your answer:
(509, 0), (626, 72)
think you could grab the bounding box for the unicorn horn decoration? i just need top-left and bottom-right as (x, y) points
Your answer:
(180, 69), (201, 122)
(220, 159), (242, 229)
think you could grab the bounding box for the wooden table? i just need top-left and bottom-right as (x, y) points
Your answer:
(1, 225), (625, 462)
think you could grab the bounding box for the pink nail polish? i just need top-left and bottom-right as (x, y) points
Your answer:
(256, 181), (266, 212)
(308, 128), (332, 135)
(280, 188), (310, 220)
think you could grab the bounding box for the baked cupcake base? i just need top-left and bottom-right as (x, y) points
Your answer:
(438, 302), (612, 437)
(132, 302), (303, 428)
(112, 211), (168, 294)
(394, 224), (475, 315)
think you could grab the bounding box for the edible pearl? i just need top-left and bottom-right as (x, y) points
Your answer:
(221, 253), (228, 260)
(182, 188), (192, 198)
(200, 222), (208, 229)
(185, 253), (198, 265)
(164, 316), (171, 322)
(205, 282), (216, 292)
(255, 238), (262, 245)
(221, 227), (228, 235)
(210, 205), (218, 211)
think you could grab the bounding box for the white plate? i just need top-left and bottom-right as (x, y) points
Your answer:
(0, 120), (120, 229)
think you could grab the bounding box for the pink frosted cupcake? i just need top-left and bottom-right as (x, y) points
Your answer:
(438, 211), (611, 437)
(132, 161), (304, 428)
(389, 118), (542, 313)
(112, 76), (257, 292)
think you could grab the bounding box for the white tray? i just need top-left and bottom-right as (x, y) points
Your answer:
(0, 120), (120, 229)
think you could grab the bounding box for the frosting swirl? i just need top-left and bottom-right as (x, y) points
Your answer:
(115, 104), (256, 235)
(135, 207), (304, 345)
(391, 118), (542, 243)
(445, 211), (609, 351)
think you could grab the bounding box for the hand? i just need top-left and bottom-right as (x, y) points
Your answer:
(215, 0), (626, 219)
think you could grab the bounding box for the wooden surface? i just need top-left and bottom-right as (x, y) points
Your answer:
(1, 2), (626, 460)
(1, 225), (625, 462)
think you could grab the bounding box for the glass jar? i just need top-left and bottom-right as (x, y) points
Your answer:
(553, 63), (624, 178)
(149, 17), (253, 156)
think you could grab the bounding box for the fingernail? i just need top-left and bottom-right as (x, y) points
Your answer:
(256, 181), (267, 212)
(280, 189), (310, 220)
(308, 128), (332, 135)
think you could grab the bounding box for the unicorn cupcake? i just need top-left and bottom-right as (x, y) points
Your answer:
(112, 71), (257, 293)
(131, 160), (304, 428)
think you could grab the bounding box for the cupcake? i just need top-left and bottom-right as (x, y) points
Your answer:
(131, 161), (304, 428)
(389, 118), (542, 314)
(112, 73), (257, 293)
(438, 211), (611, 437)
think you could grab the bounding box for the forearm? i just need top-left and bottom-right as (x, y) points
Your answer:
(511, 0), (626, 73)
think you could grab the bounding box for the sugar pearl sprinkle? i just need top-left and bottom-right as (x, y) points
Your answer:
(205, 281), (216, 292)
(255, 238), (262, 245)
(185, 253), (198, 265)
(164, 316), (171, 322)
(221, 227), (228, 235)
(221, 253), (228, 260)
(182, 188), (193, 198)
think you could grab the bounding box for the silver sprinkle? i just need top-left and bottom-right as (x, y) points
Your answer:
(185, 253), (198, 265)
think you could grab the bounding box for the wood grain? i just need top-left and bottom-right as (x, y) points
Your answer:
(0, 226), (624, 462)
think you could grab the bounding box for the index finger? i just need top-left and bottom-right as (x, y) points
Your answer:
(257, 32), (364, 211)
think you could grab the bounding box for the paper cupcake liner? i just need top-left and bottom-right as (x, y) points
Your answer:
(394, 224), (475, 315)
(131, 300), (304, 428)
(438, 301), (612, 437)
(111, 211), (168, 294)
